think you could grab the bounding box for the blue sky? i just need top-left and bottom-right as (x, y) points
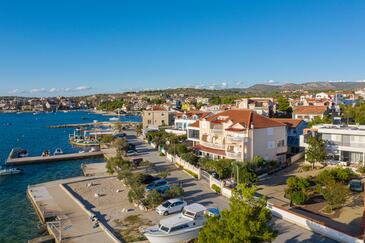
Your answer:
(0, 0), (364, 96)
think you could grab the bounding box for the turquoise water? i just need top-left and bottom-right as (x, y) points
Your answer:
(0, 111), (141, 242)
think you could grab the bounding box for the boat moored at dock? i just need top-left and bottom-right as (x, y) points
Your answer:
(144, 203), (208, 243)
(0, 166), (23, 176)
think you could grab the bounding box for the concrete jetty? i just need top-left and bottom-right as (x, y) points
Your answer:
(27, 177), (117, 243)
(6, 149), (103, 165)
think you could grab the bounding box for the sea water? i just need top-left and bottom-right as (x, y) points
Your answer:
(0, 111), (141, 242)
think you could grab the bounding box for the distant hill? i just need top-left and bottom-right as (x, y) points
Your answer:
(244, 81), (365, 93)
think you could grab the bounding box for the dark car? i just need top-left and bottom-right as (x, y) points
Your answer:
(349, 179), (363, 192)
(141, 175), (161, 185)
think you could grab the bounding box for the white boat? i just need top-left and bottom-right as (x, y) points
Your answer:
(109, 117), (119, 121)
(54, 148), (63, 156)
(0, 167), (23, 176)
(144, 203), (207, 243)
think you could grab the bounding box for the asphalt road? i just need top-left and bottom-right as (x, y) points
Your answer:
(126, 130), (337, 243)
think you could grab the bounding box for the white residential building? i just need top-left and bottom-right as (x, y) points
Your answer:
(300, 124), (365, 165)
(187, 109), (287, 162)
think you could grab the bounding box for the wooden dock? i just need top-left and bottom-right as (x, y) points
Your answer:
(6, 150), (104, 165)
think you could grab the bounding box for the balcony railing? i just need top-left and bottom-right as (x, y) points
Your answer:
(226, 151), (242, 159)
(226, 135), (245, 143)
(200, 141), (225, 150)
(210, 128), (223, 134)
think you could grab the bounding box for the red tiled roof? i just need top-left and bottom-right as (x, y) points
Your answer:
(204, 109), (284, 129)
(147, 105), (167, 111)
(175, 111), (211, 119)
(293, 106), (327, 115)
(193, 144), (226, 156)
(225, 127), (245, 132)
(272, 118), (304, 128)
(189, 120), (200, 128)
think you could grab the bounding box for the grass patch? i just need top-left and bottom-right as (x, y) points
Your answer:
(114, 214), (153, 242)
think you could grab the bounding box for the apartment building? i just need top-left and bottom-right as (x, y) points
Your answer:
(142, 105), (175, 129)
(174, 111), (211, 131)
(300, 124), (365, 165)
(292, 106), (328, 122)
(273, 118), (307, 155)
(235, 98), (274, 117)
(187, 109), (287, 162)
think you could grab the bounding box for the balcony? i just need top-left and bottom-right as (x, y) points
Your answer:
(226, 135), (245, 143)
(210, 128), (223, 134)
(200, 141), (225, 150)
(226, 151), (242, 160)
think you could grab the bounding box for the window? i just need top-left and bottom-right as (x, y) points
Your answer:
(277, 139), (285, 147)
(148, 120), (151, 124)
(161, 113), (165, 116)
(170, 224), (189, 232)
(267, 141), (275, 149)
(267, 128), (273, 136)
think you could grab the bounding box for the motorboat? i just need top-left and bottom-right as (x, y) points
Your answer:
(144, 203), (207, 243)
(17, 149), (28, 158)
(109, 117), (119, 121)
(89, 147), (99, 152)
(54, 148), (63, 156)
(0, 167), (23, 176)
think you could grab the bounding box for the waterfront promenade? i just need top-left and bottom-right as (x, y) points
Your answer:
(28, 177), (116, 243)
(26, 129), (336, 243)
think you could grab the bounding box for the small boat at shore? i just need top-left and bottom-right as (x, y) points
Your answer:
(0, 166), (23, 176)
(144, 203), (207, 243)
(54, 148), (63, 156)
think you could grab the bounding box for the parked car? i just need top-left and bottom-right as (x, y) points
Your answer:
(156, 198), (187, 216)
(205, 207), (220, 217)
(145, 179), (169, 192)
(131, 158), (143, 167)
(156, 184), (171, 195)
(126, 150), (137, 156)
(349, 179), (363, 192)
(140, 175), (161, 185)
(113, 133), (127, 139)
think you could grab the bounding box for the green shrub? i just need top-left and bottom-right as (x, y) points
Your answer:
(180, 152), (199, 166)
(127, 186), (145, 204)
(99, 134), (115, 144)
(357, 167), (365, 174)
(211, 184), (221, 194)
(290, 191), (308, 205)
(316, 167), (354, 185)
(320, 180), (349, 213)
(285, 176), (311, 205)
(165, 185), (184, 199)
(302, 165), (311, 172)
(144, 190), (164, 209)
(184, 168), (198, 179)
(159, 152), (165, 156)
(233, 164), (257, 184)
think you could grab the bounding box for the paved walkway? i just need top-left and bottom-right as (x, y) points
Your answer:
(126, 130), (337, 243)
(29, 177), (115, 243)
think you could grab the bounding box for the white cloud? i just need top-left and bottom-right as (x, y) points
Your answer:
(267, 80), (276, 84)
(74, 86), (91, 91)
(7, 86), (93, 95)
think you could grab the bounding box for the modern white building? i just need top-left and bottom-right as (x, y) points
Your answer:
(300, 124), (365, 165)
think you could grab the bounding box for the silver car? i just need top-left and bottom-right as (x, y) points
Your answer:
(155, 198), (187, 216)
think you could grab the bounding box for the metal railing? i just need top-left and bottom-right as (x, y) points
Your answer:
(226, 151), (242, 159)
(200, 141), (225, 149)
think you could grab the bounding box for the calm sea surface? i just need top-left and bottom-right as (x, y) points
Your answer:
(0, 111), (141, 242)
